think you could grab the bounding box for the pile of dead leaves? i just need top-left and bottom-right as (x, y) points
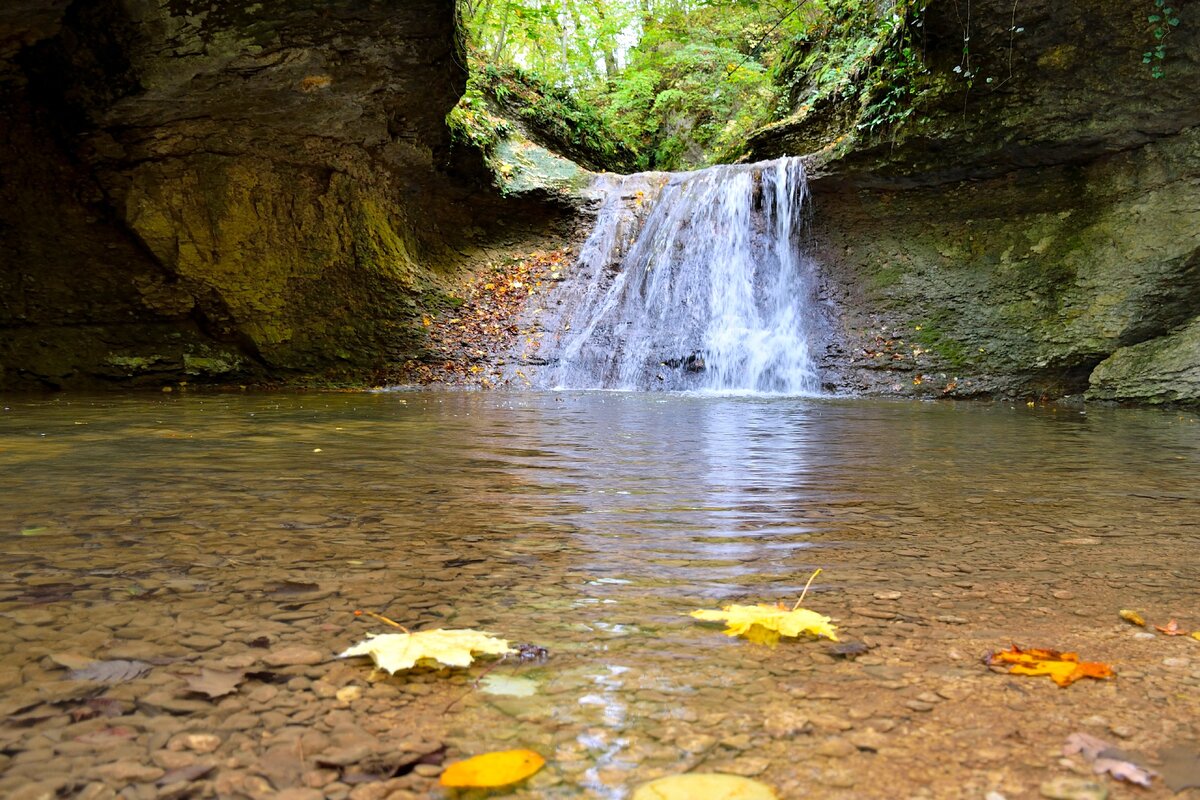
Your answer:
(397, 249), (569, 388)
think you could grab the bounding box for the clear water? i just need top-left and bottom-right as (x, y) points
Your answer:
(525, 158), (824, 393)
(2, 392), (1199, 799)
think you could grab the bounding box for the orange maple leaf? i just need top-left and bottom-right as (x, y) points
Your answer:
(988, 645), (1114, 687)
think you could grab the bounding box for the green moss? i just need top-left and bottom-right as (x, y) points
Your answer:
(911, 316), (974, 370)
(869, 262), (906, 291)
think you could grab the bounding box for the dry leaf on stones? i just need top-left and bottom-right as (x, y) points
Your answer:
(184, 669), (246, 699)
(67, 659), (151, 683)
(1064, 732), (1157, 787)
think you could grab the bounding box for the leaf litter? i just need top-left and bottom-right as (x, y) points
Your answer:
(1063, 732), (1158, 787)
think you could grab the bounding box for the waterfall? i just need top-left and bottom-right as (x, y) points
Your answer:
(520, 157), (823, 394)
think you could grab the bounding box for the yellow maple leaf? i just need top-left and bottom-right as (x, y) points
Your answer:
(440, 749), (544, 788)
(338, 629), (513, 673)
(690, 604), (838, 642)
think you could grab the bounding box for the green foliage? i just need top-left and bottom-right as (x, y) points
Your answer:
(457, 0), (940, 169)
(472, 60), (638, 172)
(447, 86), (512, 155)
(458, 0), (802, 171)
(775, 0), (930, 139)
(1143, 0), (1182, 79)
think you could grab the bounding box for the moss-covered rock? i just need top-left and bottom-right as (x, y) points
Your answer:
(1087, 316), (1200, 404)
(753, 0), (1200, 404)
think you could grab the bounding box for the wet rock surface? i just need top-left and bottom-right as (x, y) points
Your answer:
(751, 0), (1200, 405)
(0, 1), (571, 390)
(1, 391), (1198, 798)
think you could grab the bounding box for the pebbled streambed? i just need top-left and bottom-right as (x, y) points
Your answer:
(1, 392), (1199, 798)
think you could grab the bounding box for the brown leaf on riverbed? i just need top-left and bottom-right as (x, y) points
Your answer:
(1063, 732), (1157, 787)
(70, 697), (128, 721)
(1155, 619), (1189, 635)
(67, 659), (151, 684)
(184, 668), (246, 699)
(988, 645), (1113, 687)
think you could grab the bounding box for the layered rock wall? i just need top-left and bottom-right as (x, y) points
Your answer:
(754, 0), (1200, 403)
(0, 0), (551, 388)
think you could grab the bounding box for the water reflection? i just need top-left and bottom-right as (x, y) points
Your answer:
(0, 392), (1198, 798)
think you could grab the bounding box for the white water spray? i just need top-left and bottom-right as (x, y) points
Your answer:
(525, 157), (823, 394)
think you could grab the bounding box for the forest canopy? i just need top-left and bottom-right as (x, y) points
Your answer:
(455, 0), (930, 172)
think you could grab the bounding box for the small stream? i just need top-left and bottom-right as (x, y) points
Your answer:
(2, 392), (1199, 798)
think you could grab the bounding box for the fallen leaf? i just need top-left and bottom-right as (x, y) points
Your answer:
(67, 659), (152, 684)
(438, 748), (544, 788)
(1156, 619), (1189, 636)
(988, 645), (1113, 687)
(71, 698), (128, 721)
(1064, 732), (1157, 787)
(184, 669), (245, 699)
(1192, 632), (1200, 642)
(690, 603), (838, 642)
(632, 773), (778, 799)
(1160, 746), (1200, 792)
(1118, 609), (1146, 627)
(339, 629), (513, 673)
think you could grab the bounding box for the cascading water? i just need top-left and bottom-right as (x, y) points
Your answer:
(519, 156), (824, 394)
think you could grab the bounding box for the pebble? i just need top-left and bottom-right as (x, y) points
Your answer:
(674, 733), (716, 753)
(177, 733), (221, 754)
(816, 738), (858, 758)
(336, 686), (362, 703)
(904, 700), (935, 712)
(1039, 777), (1108, 800)
(263, 646), (325, 667)
(93, 761), (165, 783)
(270, 786), (321, 800)
(717, 757), (771, 776)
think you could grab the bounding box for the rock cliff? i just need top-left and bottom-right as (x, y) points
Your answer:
(0, 0), (563, 389)
(752, 0), (1200, 404)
